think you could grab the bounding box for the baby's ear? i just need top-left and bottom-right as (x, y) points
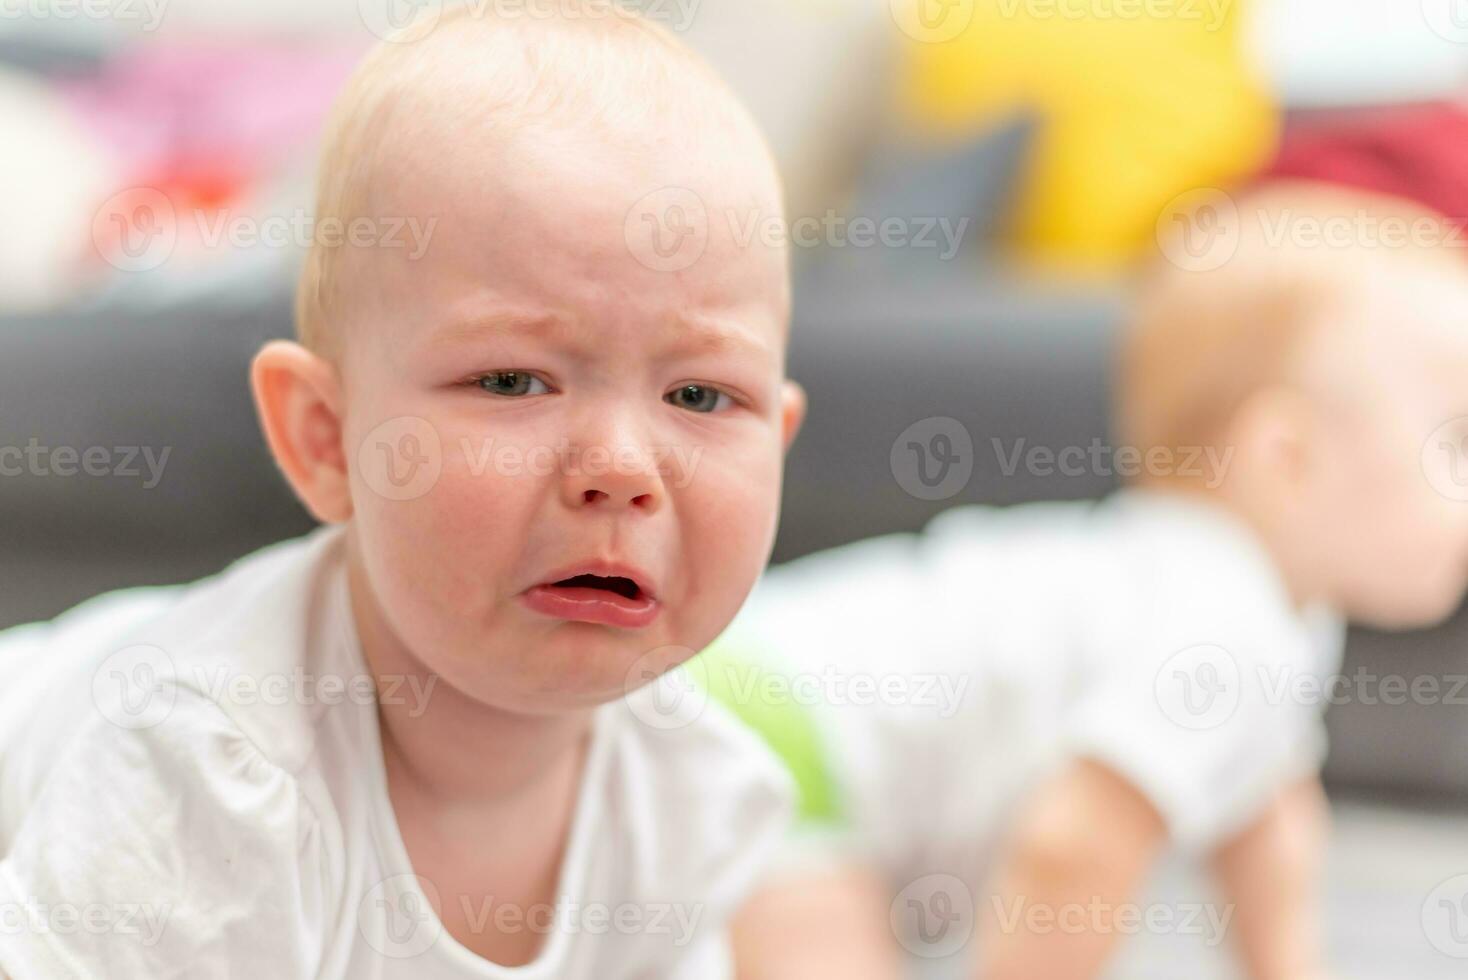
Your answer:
(251, 341), (352, 523)
(1228, 384), (1314, 490)
(779, 380), (807, 454)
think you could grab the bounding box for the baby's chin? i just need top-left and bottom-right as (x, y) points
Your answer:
(1348, 575), (1467, 632)
(437, 621), (702, 715)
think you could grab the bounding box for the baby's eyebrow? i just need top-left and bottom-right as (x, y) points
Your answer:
(664, 314), (773, 360)
(427, 312), (579, 349)
(427, 310), (773, 360)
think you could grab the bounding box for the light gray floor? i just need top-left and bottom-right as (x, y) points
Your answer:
(1318, 800), (1468, 979)
(913, 798), (1468, 979)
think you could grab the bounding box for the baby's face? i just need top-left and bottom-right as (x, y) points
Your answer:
(337, 124), (798, 711)
(1300, 265), (1468, 628)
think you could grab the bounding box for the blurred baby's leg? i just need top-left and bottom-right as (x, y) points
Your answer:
(1211, 776), (1333, 980)
(732, 866), (901, 980)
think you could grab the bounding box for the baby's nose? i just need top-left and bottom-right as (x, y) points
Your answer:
(559, 442), (664, 513)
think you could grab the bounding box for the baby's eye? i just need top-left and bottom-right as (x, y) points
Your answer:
(474, 371), (550, 397)
(665, 384), (732, 414)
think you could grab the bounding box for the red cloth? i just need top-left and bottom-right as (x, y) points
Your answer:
(1263, 103), (1468, 226)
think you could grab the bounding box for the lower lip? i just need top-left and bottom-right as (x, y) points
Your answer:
(520, 585), (661, 629)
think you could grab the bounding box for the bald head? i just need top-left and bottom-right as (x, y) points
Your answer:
(297, 0), (781, 357)
(1118, 180), (1468, 468)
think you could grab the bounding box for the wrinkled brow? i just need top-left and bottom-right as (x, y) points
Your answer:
(427, 310), (774, 360)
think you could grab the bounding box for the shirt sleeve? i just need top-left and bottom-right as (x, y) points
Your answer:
(0, 682), (331, 980)
(1062, 582), (1331, 853)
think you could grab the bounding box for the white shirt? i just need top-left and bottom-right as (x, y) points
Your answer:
(715, 491), (1346, 900)
(0, 525), (791, 979)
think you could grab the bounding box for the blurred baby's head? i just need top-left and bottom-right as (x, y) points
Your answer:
(253, 1), (803, 711)
(1120, 181), (1468, 629)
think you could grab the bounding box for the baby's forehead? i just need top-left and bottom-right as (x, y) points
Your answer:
(1302, 256), (1468, 386)
(311, 6), (788, 359)
(349, 7), (765, 188)
(351, 120), (787, 359)
(1347, 254), (1468, 329)
(369, 126), (782, 283)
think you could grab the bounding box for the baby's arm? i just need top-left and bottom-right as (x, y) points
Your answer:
(976, 759), (1167, 980)
(1210, 775), (1332, 980)
(732, 865), (902, 980)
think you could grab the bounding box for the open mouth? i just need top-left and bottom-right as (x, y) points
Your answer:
(521, 565), (660, 628)
(550, 573), (643, 601)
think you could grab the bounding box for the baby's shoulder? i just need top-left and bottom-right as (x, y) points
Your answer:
(0, 529), (348, 801)
(0, 639), (342, 978)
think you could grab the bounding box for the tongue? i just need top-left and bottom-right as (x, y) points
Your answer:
(523, 578), (659, 628)
(552, 585), (631, 603)
(535, 582), (652, 613)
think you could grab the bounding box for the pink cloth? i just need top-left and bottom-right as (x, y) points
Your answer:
(60, 40), (363, 198)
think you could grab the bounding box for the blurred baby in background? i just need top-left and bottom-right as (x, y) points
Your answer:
(710, 182), (1468, 980)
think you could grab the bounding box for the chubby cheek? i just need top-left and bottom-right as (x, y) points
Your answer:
(347, 419), (543, 650)
(671, 441), (784, 644)
(1356, 522), (1464, 625)
(1399, 497), (1468, 622)
(1336, 444), (1468, 626)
